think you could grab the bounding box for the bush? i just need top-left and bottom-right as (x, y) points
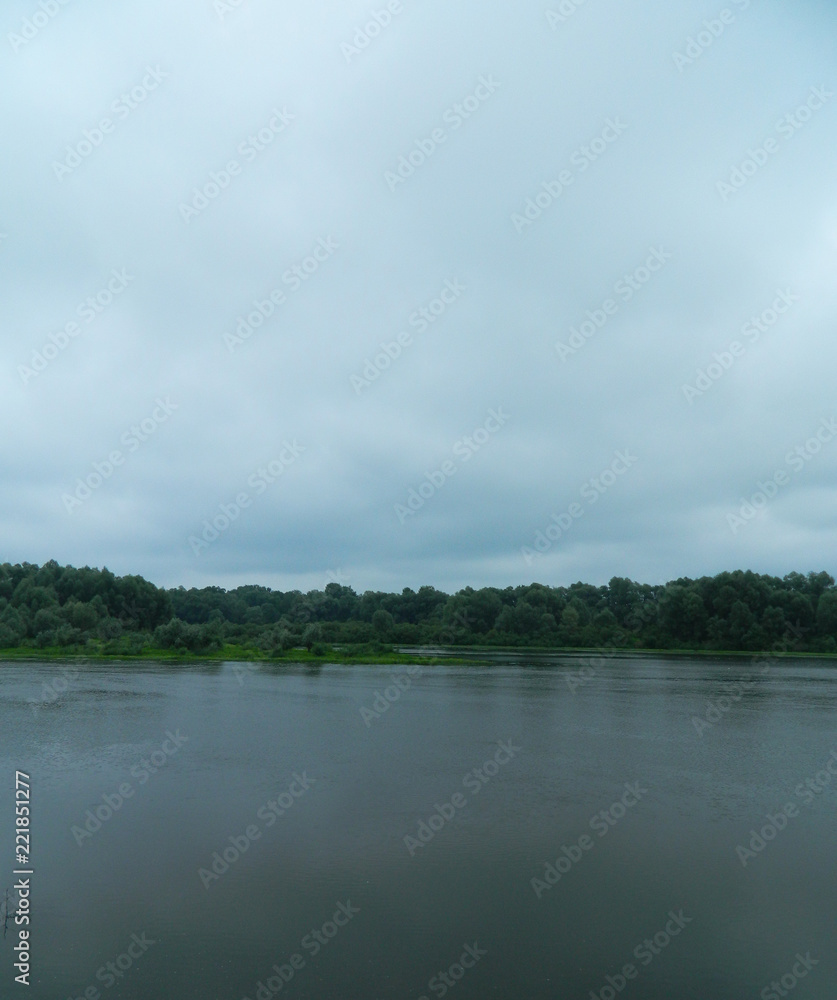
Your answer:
(301, 623), (323, 650)
(35, 629), (57, 648)
(259, 627), (291, 654)
(33, 607), (62, 640)
(55, 625), (83, 647)
(0, 623), (20, 647)
(98, 616), (123, 640)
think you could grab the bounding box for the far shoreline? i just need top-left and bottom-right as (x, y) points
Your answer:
(3, 644), (837, 666)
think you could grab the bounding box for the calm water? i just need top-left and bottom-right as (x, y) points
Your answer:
(0, 656), (835, 999)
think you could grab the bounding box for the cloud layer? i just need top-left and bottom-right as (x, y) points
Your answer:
(2, 0), (836, 593)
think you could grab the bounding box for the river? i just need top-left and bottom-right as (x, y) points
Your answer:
(0, 655), (834, 998)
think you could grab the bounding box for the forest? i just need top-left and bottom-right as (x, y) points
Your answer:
(1, 560), (837, 658)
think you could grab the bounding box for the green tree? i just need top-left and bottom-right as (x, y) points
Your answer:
(301, 623), (323, 650)
(260, 627), (291, 654)
(98, 617), (123, 640)
(371, 609), (395, 638)
(659, 585), (707, 643)
(816, 590), (837, 636)
(0, 623), (19, 647)
(558, 605), (581, 645)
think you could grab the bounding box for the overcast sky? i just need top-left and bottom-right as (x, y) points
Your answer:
(2, 0), (836, 595)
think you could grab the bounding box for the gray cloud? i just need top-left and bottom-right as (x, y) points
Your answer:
(2, 0), (836, 594)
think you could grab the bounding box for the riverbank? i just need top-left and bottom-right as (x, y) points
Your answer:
(403, 644), (837, 660)
(2, 642), (836, 664)
(0, 642), (485, 666)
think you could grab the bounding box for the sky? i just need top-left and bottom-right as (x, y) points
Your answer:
(2, 0), (836, 595)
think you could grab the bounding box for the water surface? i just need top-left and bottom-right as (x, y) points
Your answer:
(0, 656), (834, 998)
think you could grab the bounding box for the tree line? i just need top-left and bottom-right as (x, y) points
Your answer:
(1, 560), (836, 656)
